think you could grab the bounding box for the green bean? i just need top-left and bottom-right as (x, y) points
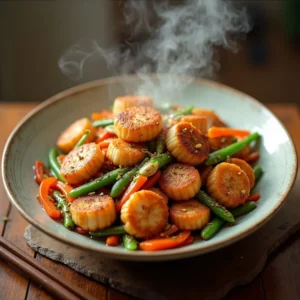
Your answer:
(89, 225), (126, 237)
(205, 132), (260, 165)
(74, 130), (90, 148)
(110, 158), (149, 198)
(196, 190), (235, 223)
(69, 168), (129, 198)
(122, 234), (138, 251)
(253, 166), (263, 185)
(230, 201), (257, 218)
(48, 148), (66, 183)
(92, 119), (114, 128)
(147, 140), (157, 153)
(52, 191), (75, 229)
(201, 217), (225, 240)
(170, 105), (194, 119)
(156, 133), (165, 154)
(139, 153), (174, 177)
(105, 125), (115, 134)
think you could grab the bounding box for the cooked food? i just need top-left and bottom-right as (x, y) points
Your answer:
(33, 96), (262, 251)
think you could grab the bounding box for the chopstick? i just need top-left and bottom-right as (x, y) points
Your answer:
(0, 236), (97, 300)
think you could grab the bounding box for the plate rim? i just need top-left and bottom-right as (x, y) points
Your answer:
(2, 75), (298, 261)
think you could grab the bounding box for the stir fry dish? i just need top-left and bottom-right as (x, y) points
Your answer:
(33, 96), (263, 251)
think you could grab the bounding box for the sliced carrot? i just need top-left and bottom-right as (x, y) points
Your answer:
(38, 177), (61, 219)
(106, 235), (120, 246)
(208, 127), (251, 138)
(115, 175), (148, 212)
(91, 110), (114, 121)
(53, 181), (75, 203)
(34, 160), (46, 185)
(139, 231), (191, 251)
(95, 128), (116, 143)
(176, 235), (194, 248)
(141, 171), (161, 190)
(98, 138), (115, 148)
(245, 152), (260, 163)
(246, 193), (260, 202)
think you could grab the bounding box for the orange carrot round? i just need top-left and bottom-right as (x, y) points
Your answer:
(106, 235), (120, 247)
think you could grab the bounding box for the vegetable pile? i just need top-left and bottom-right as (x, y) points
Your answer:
(33, 95), (263, 251)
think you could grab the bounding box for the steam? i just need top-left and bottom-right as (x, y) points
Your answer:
(59, 0), (250, 102)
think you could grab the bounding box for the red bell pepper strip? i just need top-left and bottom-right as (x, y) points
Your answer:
(53, 181), (75, 203)
(38, 177), (61, 219)
(34, 160), (45, 184)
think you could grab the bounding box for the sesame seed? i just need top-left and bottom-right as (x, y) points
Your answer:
(195, 143), (202, 148)
(241, 190), (246, 194)
(181, 208), (187, 212)
(182, 128), (188, 133)
(238, 172), (241, 175)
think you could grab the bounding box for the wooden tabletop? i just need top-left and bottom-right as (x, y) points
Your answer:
(0, 102), (299, 300)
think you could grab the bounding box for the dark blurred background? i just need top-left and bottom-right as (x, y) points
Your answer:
(0, 0), (299, 105)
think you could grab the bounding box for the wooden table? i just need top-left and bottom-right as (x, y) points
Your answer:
(0, 102), (299, 300)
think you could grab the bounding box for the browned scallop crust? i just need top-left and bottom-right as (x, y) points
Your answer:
(56, 118), (96, 153)
(113, 96), (153, 115)
(106, 138), (146, 166)
(61, 142), (104, 185)
(166, 122), (209, 165)
(170, 200), (210, 230)
(70, 195), (116, 231)
(159, 163), (201, 200)
(192, 108), (226, 128)
(114, 106), (162, 142)
(206, 162), (250, 208)
(198, 165), (213, 186)
(227, 158), (255, 188)
(180, 115), (208, 133)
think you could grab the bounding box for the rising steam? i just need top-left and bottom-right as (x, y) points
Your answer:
(59, 0), (250, 102)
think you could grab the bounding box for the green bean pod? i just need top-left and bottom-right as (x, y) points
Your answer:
(69, 168), (129, 198)
(230, 201), (257, 218)
(156, 133), (165, 154)
(253, 166), (263, 185)
(52, 191), (75, 229)
(92, 119), (114, 128)
(205, 132), (260, 165)
(122, 234), (138, 251)
(74, 130), (90, 148)
(89, 225), (126, 237)
(48, 147), (66, 183)
(139, 153), (174, 177)
(170, 105), (194, 119)
(201, 217), (225, 240)
(196, 190), (235, 223)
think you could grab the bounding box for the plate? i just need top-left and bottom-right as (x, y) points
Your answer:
(2, 75), (297, 261)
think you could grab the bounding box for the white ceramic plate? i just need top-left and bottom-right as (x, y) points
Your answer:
(2, 76), (297, 261)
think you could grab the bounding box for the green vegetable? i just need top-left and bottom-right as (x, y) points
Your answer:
(201, 201), (257, 240)
(89, 225), (126, 237)
(139, 153), (174, 177)
(92, 119), (114, 128)
(196, 190), (235, 223)
(201, 217), (225, 240)
(74, 130), (90, 148)
(147, 140), (157, 153)
(52, 191), (75, 229)
(69, 168), (129, 198)
(170, 105), (194, 119)
(110, 158), (149, 198)
(105, 125), (115, 134)
(253, 166), (263, 185)
(122, 234), (138, 251)
(205, 132), (260, 165)
(230, 201), (257, 218)
(48, 148), (66, 183)
(156, 133), (165, 154)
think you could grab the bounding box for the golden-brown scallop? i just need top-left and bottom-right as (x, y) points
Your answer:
(113, 96), (153, 115)
(180, 115), (208, 133)
(159, 163), (201, 200)
(169, 200), (210, 230)
(56, 118), (96, 153)
(149, 187), (168, 204)
(227, 158), (255, 188)
(198, 165), (213, 186)
(192, 108), (226, 128)
(206, 162), (250, 208)
(60, 142), (104, 185)
(70, 195), (116, 231)
(114, 106), (162, 142)
(120, 190), (168, 238)
(166, 122), (209, 165)
(106, 138), (147, 167)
